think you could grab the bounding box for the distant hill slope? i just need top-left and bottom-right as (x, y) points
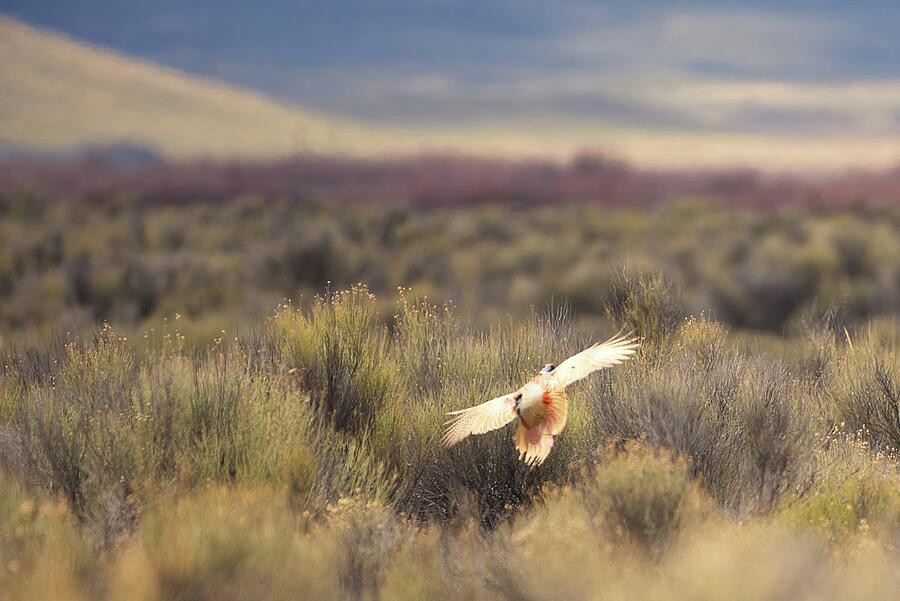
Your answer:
(6, 14), (900, 171)
(0, 15), (406, 159)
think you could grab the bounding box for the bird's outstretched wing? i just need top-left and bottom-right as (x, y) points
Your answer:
(549, 332), (640, 390)
(442, 393), (518, 447)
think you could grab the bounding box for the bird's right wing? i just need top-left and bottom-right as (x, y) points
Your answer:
(442, 393), (518, 447)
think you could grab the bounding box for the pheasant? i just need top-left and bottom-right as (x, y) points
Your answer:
(442, 332), (640, 464)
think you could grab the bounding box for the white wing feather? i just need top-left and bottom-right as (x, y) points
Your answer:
(442, 393), (517, 447)
(549, 332), (640, 390)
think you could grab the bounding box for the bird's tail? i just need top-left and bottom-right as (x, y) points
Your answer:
(514, 421), (554, 466)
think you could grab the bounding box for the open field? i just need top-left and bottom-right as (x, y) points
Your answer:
(5, 171), (900, 599)
(3, 282), (900, 599)
(5, 183), (900, 345)
(7, 3), (900, 598)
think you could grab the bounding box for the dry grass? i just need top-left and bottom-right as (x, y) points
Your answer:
(1, 284), (900, 599)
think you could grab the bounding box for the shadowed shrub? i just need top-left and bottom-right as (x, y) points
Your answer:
(829, 335), (900, 451)
(581, 441), (700, 553)
(604, 268), (684, 344)
(16, 326), (140, 541)
(737, 360), (814, 513)
(275, 285), (395, 436)
(592, 316), (815, 514)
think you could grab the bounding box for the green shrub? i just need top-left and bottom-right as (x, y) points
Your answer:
(275, 285), (395, 436)
(783, 433), (900, 549)
(737, 359), (814, 513)
(581, 441), (700, 552)
(829, 336), (900, 451)
(604, 268), (684, 344)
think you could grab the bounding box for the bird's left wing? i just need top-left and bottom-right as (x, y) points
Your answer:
(442, 393), (518, 447)
(549, 332), (640, 390)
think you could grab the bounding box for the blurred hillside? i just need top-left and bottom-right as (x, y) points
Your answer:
(0, 16), (402, 159)
(8, 13), (900, 171)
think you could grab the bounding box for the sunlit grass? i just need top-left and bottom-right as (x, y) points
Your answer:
(2, 285), (900, 599)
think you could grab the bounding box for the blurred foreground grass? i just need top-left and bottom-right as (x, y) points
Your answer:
(3, 283), (900, 599)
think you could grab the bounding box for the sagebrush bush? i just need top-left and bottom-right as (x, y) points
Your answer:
(275, 285), (395, 436)
(592, 325), (743, 511)
(737, 360), (815, 513)
(10, 198), (900, 343)
(829, 335), (900, 452)
(591, 315), (818, 515)
(604, 268), (684, 344)
(3, 284), (900, 599)
(580, 441), (702, 552)
(783, 433), (900, 549)
(16, 326), (140, 538)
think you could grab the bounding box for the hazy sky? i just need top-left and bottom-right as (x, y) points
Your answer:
(4, 1), (900, 137)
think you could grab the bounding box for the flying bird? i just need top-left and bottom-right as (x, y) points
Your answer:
(442, 332), (640, 465)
